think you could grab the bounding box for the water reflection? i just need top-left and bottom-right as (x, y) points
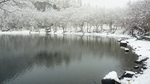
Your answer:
(0, 35), (137, 84)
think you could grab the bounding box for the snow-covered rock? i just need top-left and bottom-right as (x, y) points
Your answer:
(102, 71), (120, 84)
(117, 38), (122, 42)
(134, 66), (139, 69)
(119, 71), (135, 80)
(120, 41), (128, 47)
(125, 48), (129, 52)
(134, 56), (149, 64)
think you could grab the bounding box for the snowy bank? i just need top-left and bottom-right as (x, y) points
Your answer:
(102, 38), (150, 84)
(0, 30), (131, 39)
(0, 30), (48, 35)
(126, 39), (150, 84)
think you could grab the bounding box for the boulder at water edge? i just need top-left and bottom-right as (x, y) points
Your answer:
(120, 41), (128, 47)
(120, 71), (135, 79)
(102, 71), (121, 84)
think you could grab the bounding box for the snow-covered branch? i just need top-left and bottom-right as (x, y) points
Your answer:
(0, 0), (10, 4)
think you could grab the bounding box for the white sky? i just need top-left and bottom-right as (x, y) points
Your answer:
(82, 0), (131, 8)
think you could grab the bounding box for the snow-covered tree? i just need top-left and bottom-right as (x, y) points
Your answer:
(124, 0), (150, 36)
(1, 0), (149, 36)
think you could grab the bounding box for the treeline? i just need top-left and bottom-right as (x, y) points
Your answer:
(0, 0), (150, 35)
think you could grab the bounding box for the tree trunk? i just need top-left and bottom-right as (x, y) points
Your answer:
(87, 23), (89, 33)
(74, 24), (77, 32)
(89, 23), (92, 33)
(148, 22), (150, 36)
(100, 24), (103, 32)
(109, 22), (113, 32)
(96, 24), (99, 33)
(62, 27), (65, 33)
(54, 24), (57, 33)
(49, 26), (52, 32)
(62, 24), (66, 33)
(112, 25), (117, 34)
(80, 22), (84, 34)
(131, 29), (134, 36)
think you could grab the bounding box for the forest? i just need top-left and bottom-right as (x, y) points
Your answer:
(0, 0), (150, 36)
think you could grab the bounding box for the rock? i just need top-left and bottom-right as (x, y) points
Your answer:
(134, 57), (149, 64)
(117, 39), (122, 42)
(120, 71), (135, 79)
(120, 41), (128, 47)
(141, 57), (149, 61)
(125, 48), (129, 52)
(138, 55), (142, 57)
(134, 66), (139, 69)
(142, 36), (150, 41)
(102, 79), (120, 84)
(134, 60), (141, 64)
(142, 66), (147, 69)
(102, 71), (120, 84)
(139, 71), (143, 74)
(134, 35), (143, 40)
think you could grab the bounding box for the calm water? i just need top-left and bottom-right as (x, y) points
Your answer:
(0, 35), (137, 84)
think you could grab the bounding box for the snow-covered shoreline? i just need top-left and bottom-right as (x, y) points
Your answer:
(126, 39), (150, 84)
(0, 30), (130, 38)
(0, 31), (150, 84)
(103, 38), (150, 84)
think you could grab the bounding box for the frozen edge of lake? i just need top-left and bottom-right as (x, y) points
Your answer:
(0, 30), (150, 84)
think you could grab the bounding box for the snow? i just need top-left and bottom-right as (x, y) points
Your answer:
(103, 71), (120, 83)
(102, 37), (150, 84)
(121, 41), (128, 43)
(127, 39), (150, 55)
(0, 30), (46, 35)
(125, 39), (150, 84)
(0, 31), (30, 35)
(125, 48), (129, 51)
(124, 71), (135, 75)
(136, 56), (149, 62)
(102, 36), (150, 84)
(0, 29), (128, 37)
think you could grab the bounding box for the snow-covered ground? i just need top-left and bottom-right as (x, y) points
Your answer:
(103, 38), (150, 84)
(0, 30), (150, 84)
(0, 30), (46, 35)
(126, 38), (150, 84)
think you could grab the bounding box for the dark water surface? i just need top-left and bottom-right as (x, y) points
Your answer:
(0, 35), (137, 84)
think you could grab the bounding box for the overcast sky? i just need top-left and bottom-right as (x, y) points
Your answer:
(82, 0), (135, 8)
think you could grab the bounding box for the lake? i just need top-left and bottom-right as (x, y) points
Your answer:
(0, 34), (138, 84)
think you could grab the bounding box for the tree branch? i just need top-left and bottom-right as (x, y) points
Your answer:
(0, 0), (21, 13)
(12, 0), (22, 8)
(0, 7), (19, 13)
(0, 0), (10, 4)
